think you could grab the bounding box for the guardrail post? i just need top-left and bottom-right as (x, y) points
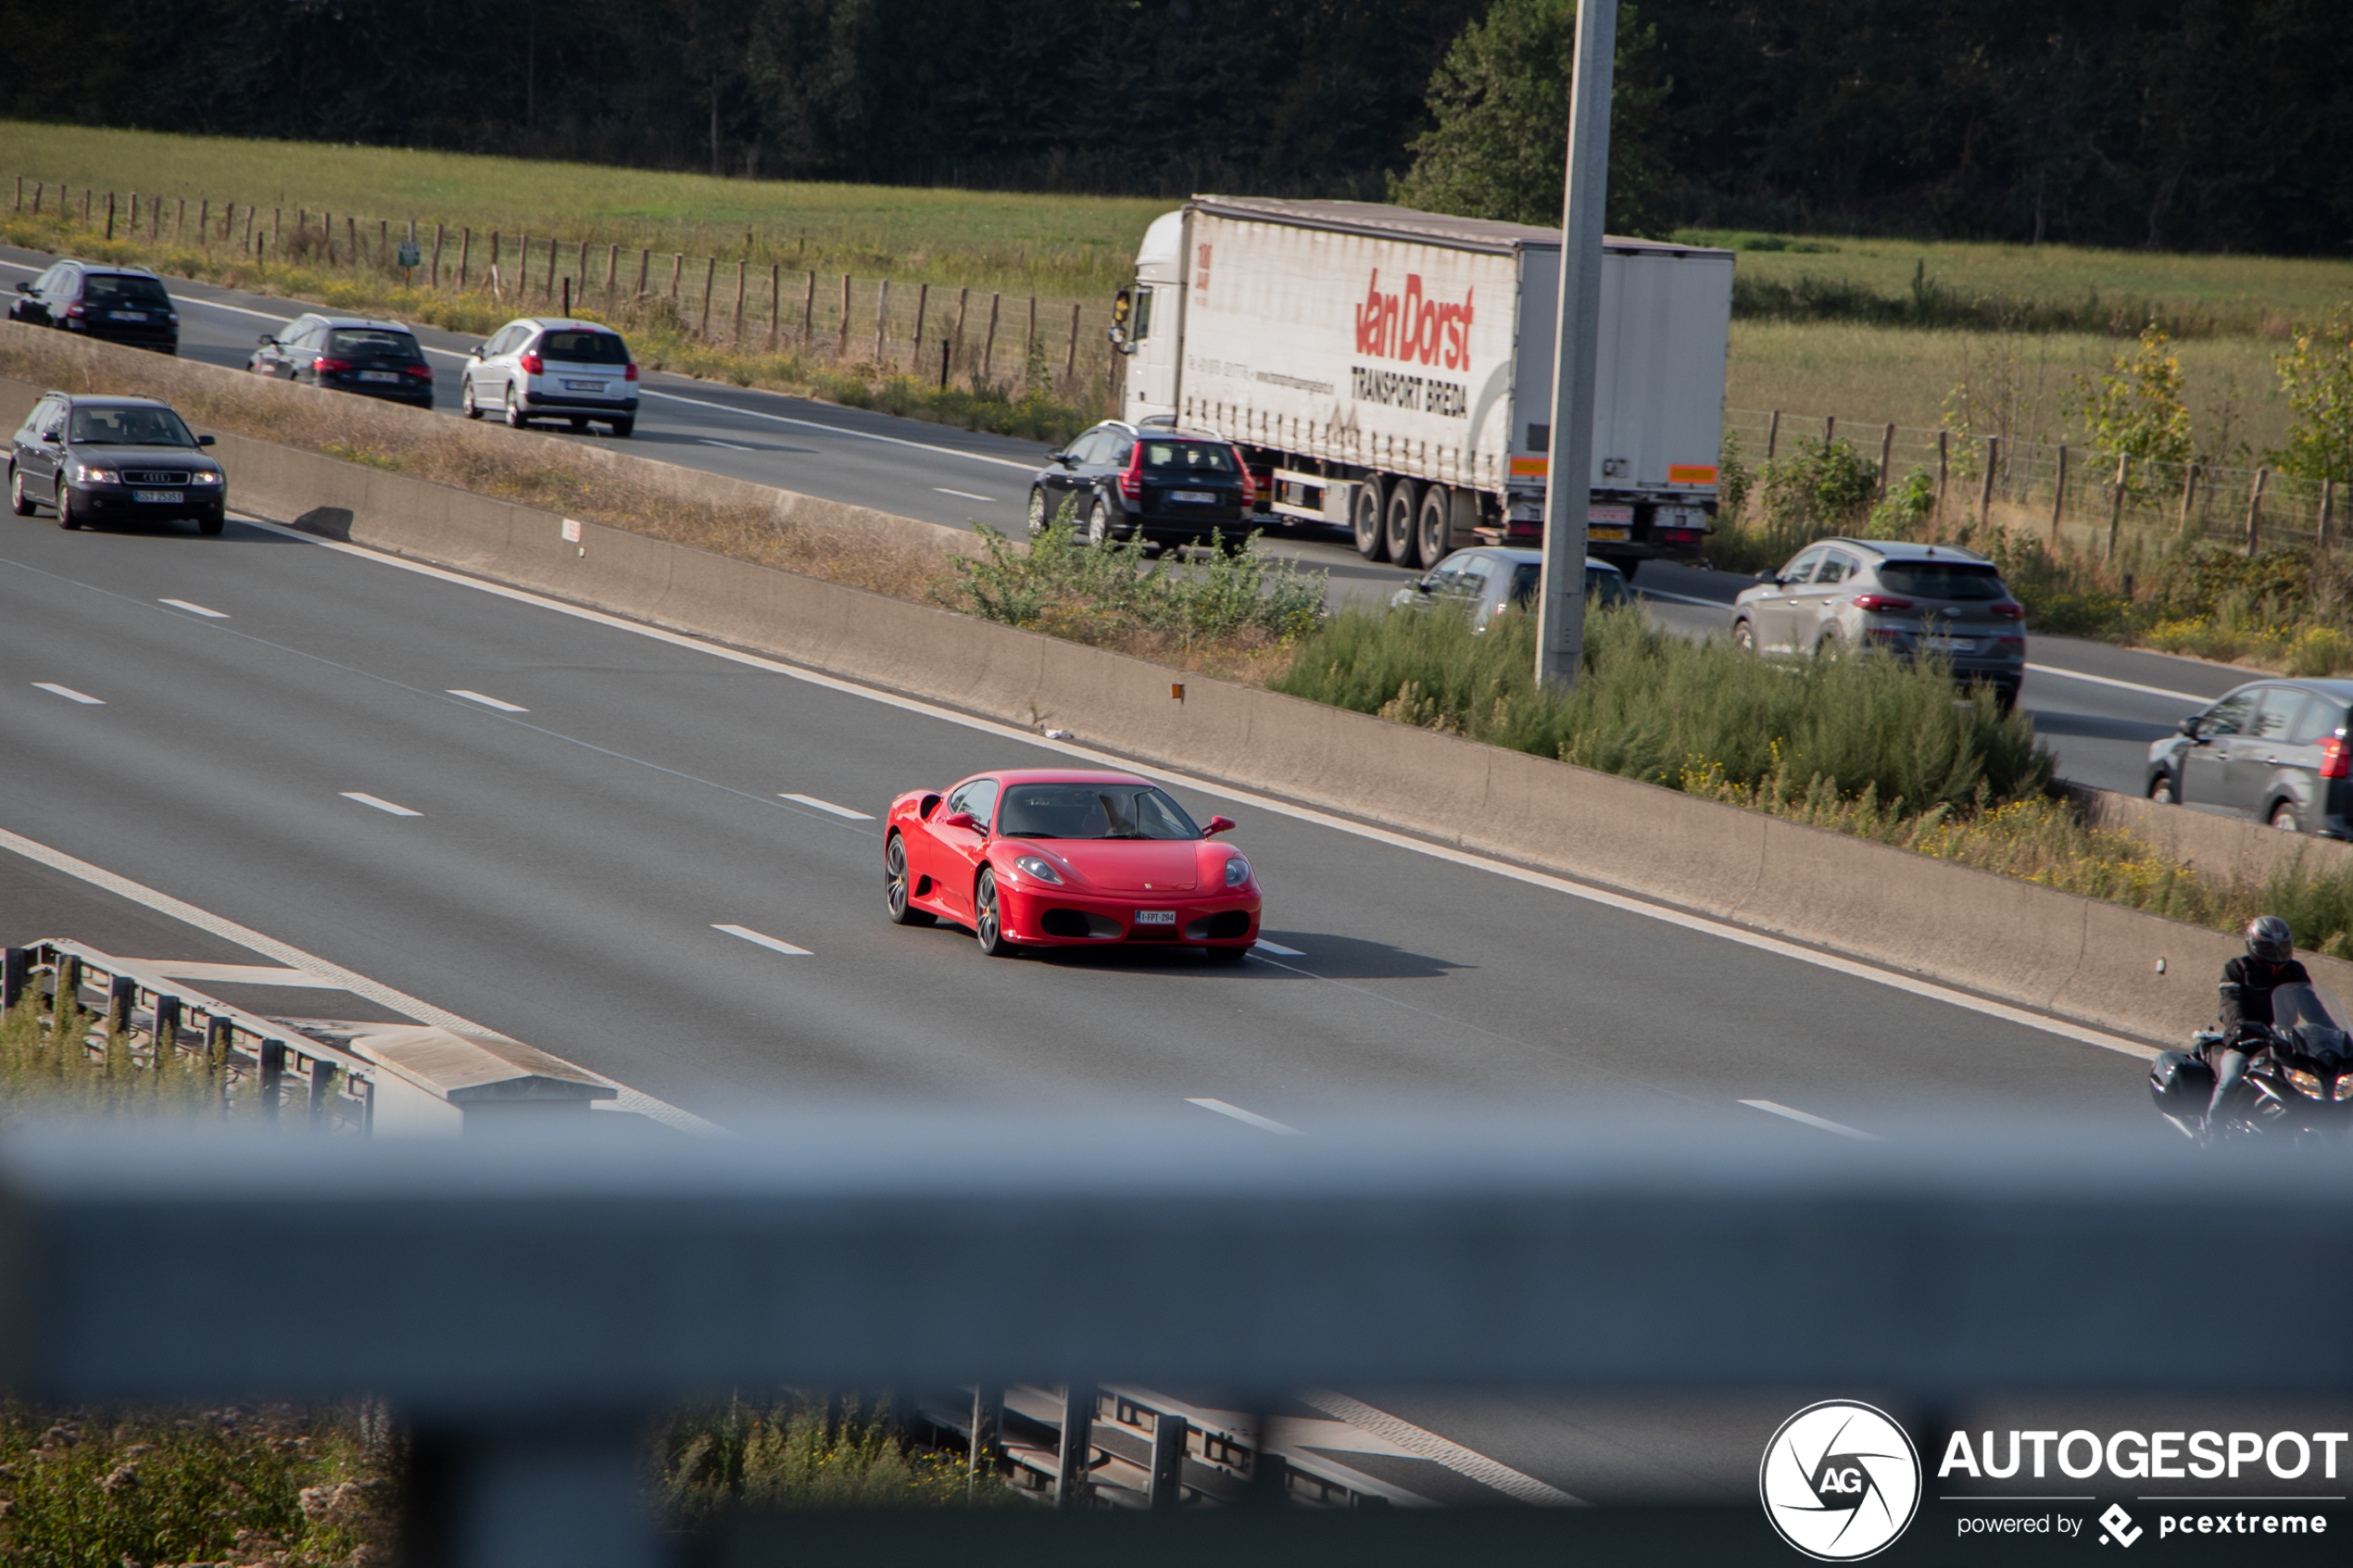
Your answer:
(259, 1039), (285, 1123)
(2, 947), (28, 1011)
(153, 994), (182, 1063)
(407, 1419), (655, 1568)
(107, 973), (135, 1035)
(309, 1059), (336, 1128)
(1148, 1409), (1189, 1508)
(1055, 1383), (1094, 1508)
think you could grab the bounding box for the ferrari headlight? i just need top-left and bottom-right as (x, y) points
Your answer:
(1225, 856), (1252, 888)
(2284, 1067), (2327, 1099)
(72, 464), (118, 483)
(1013, 854), (1063, 885)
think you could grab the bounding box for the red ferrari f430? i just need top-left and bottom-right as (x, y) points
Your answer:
(884, 770), (1261, 959)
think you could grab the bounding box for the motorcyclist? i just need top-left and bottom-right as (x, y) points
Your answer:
(2208, 915), (2311, 1119)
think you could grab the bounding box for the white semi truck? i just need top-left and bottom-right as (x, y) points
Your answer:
(1114, 196), (1734, 577)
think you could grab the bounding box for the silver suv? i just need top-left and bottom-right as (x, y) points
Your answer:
(460, 318), (638, 436)
(1731, 538), (2026, 709)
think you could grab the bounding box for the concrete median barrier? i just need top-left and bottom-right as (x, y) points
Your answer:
(15, 350), (2351, 1049)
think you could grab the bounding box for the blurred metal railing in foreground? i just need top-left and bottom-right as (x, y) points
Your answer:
(0, 1116), (2344, 1567)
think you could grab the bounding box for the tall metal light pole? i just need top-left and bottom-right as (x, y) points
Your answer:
(1534, 0), (1617, 687)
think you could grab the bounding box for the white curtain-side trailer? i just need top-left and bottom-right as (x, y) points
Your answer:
(1114, 196), (1733, 577)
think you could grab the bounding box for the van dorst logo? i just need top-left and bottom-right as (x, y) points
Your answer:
(1759, 1400), (1922, 1561)
(1353, 270), (1474, 370)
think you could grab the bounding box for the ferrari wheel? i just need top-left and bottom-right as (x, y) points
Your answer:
(885, 834), (934, 927)
(975, 869), (1019, 957)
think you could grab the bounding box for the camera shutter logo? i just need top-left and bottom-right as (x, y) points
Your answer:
(1758, 1400), (1921, 1561)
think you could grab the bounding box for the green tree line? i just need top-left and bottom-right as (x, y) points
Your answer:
(2, 0), (2347, 254)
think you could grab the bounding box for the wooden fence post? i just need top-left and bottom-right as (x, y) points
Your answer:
(874, 278), (888, 363)
(1766, 409), (1781, 461)
(1066, 303), (1082, 379)
(1026, 295), (1038, 378)
(427, 222), (442, 288)
(836, 273), (851, 358)
(489, 232), (503, 294)
(1934, 429), (1948, 520)
(321, 209), (332, 262)
(2177, 462), (2200, 541)
(2049, 445), (2068, 541)
(546, 240), (560, 302)
(107, 191), (116, 240)
(2246, 467), (2268, 557)
(698, 257), (716, 336)
(801, 270), (816, 347)
(580, 240), (593, 304)
(1978, 436), (1999, 523)
(1877, 422), (1894, 493)
(734, 258), (748, 345)
(9, 175), (17, 212)
(607, 244), (620, 303)
(635, 249), (649, 299)
(244, 206), (255, 252)
(669, 253), (682, 304)
(981, 292), (1001, 383)
(198, 198), (208, 244)
(951, 287), (970, 378)
(769, 265), (782, 351)
(517, 234), (531, 297)
(911, 283), (928, 370)
(2106, 454), (2128, 560)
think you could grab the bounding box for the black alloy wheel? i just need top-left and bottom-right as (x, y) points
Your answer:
(1416, 485), (1452, 568)
(55, 485), (78, 531)
(1352, 478), (1388, 561)
(1382, 479), (1422, 569)
(885, 835), (935, 927)
(975, 869), (1018, 957)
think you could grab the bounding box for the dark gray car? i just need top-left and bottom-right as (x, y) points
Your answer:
(2146, 678), (2353, 836)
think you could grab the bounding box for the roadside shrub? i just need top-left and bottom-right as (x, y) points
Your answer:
(657, 1394), (1003, 1523)
(939, 520), (1326, 650)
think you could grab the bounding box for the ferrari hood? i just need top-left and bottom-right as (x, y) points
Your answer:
(1042, 840), (1200, 892)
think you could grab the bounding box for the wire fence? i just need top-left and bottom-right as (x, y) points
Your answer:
(1729, 406), (2343, 561)
(7, 176), (1125, 395)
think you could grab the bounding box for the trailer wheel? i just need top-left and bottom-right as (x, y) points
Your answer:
(1351, 478), (1390, 561)
(1384, 480), (1423, 570)
(1416, 485), (1453, 570)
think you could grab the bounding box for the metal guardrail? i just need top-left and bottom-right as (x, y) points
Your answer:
(2, 938), (372, 1131)
(0, 1116), (2346, 1566)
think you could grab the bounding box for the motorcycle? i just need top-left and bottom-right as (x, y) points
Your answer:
(2150, 983), (2353, 1142)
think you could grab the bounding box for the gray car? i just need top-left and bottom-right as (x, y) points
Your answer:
(1731, 538), (2026, 709)
(2146, 678), (2353, 836)
(1390, 548), (1630, 629)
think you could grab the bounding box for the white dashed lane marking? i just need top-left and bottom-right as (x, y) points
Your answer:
(340, 792), (422, 817)
(713, 923), (812, 956)
(779, 793), (873, 820)
(1739, 1098), (1881, 1142)
(1186, 1098), (1303, 1135)
(447, 689), (529, 712)
(699, 438), (752, 451)
(158, 598), (230, 618)
(1252, 938), (1305, 956)
(31, 683), (103, 705)
(934, 487), (994, 502)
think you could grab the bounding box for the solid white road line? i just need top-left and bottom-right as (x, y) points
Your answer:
(934, 487), (994, 502)
(158, 598), (230, 619)
(699, 438), (753, 451)
(447, 688), (529, 712)
(340, 792), (422, 817)
(1299, 1391), (1585, 1506)
(1739, 1098), (1883, 1142)
(1252, 938), (1306, 956)
(1185, 1097), (1303, 1135)
(235, 513), (2171, 1063)
(712, 922), (812, 956)
(31, 683), (103, 705)
(1638, 587), (1731, 610)
(128, 960), (344, 988)
(638, 387), (1038, 470)
(779, 792), (873, 820)
(2024, 662), (2204, 704)
(0, 822), (719, 1135)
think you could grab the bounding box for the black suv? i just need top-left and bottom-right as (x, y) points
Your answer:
(8, 392), (226, 534)
(1026, 420), (1255, 554)
(8, 261), (180, 353)
(248, 314), (435, 408)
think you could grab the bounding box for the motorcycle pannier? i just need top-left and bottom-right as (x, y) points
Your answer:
(2149, 1049), (2215, 1113)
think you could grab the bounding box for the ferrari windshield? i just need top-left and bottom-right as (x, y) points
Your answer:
(996, 783), (1202, 840)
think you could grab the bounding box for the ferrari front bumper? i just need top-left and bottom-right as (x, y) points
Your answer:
(998, 881), (1260, 948)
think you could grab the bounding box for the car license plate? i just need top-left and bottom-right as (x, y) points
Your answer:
(132, 490), (184, 504)
(1920, 635), (1975, 653)
(108, 310), (146, 321)
(1585, 525), (1629, 542)
(359, 370), (402, 383)
(1135, 909), (1176, 925)
(562, 378), (605, 393)
(1170, 489), (1215, 504)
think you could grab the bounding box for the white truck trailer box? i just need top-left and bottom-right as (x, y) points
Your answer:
(1115, 196), (1733, 576)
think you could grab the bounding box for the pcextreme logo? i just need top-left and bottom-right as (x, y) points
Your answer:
(1759, 1400), (1923, 1561)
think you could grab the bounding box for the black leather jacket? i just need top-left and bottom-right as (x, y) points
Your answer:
(2219, 954), (2313, 1034)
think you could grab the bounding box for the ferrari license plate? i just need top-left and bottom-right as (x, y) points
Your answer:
(1135, 909), (1176, 925)
(562, 378), (605, 393)
(1920, 635), (1975, 653)
(1585, 525), (1629, 542)
(133, 490), (184, 504)
(1170, 489), (1215, 504)
(359, 370), (402, 383)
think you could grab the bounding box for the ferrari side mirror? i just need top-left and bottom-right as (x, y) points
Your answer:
(939, 810), (975, 831)
(1203, 815), (1236, 836)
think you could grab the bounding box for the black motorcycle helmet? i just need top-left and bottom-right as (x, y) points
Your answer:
(2246, 915), (2294, 962)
